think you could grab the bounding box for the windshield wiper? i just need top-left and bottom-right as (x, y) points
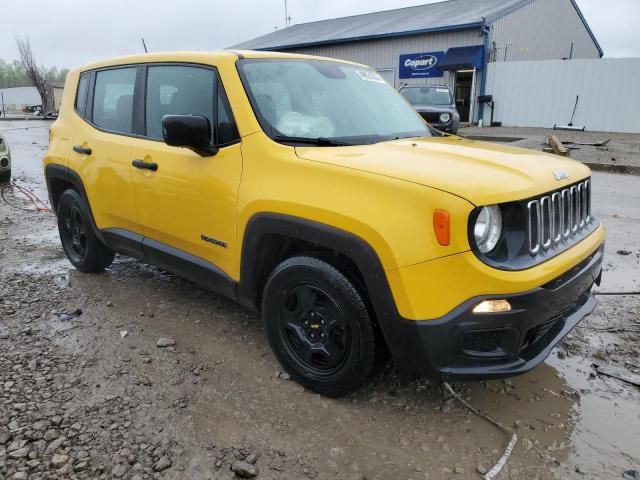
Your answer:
(272, 135), (353, 147)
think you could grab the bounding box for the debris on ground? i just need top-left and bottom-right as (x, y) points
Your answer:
(547, 135), (570, 157)
(156, 337), (176, 347)
(561, 139), (611, 147)
(57, 308), (82, 321)
(596, 365), (640, 387)
(443, 382), (518, 480)
(231, 460), (258, 478)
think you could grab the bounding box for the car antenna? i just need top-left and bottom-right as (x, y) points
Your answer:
(141, 37), (149, 53)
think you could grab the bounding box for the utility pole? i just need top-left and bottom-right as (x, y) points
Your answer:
(284, 0), (291, 28)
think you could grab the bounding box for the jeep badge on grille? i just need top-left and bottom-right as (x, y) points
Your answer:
(553, 171), (570, 181)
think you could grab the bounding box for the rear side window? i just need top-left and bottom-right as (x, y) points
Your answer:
(75, 73), (90, 116)
(92, 68), (137, 134)
(145, 65), (238, 145)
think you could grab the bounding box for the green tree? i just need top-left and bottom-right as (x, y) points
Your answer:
(0, 56), (68, 89)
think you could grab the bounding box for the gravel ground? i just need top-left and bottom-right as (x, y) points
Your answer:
(0, 121), (639, 480)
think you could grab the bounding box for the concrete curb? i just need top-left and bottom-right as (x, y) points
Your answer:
(0, 117), (44, 121)
(584, 162), (640, 176)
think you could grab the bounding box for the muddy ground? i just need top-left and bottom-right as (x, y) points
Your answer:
(0, 121), (639, 480)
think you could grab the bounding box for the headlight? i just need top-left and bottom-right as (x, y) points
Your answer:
(474, 205), (502, 253)
(439, 113), (451, 123)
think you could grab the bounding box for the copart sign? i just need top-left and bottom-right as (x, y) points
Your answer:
(399, 52), (445, 79)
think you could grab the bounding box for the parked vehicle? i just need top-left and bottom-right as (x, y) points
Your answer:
(44, 52), (605, 397)
(0, 133), (11, 182)
(400, 85), (460, 133)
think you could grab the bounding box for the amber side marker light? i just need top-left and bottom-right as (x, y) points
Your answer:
(433, 210), (450, 246)
(473, 299), (512, 314)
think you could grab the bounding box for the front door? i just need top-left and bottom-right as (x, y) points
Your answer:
(454, 70), (473, 123)
(129, 64), (242, 277)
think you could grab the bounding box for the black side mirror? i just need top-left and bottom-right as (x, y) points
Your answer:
(162, 115), (218, 157)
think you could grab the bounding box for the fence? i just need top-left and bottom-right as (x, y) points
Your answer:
(482, 58), (640, 133)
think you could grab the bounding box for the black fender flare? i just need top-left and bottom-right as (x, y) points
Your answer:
(238, 213), (409, 361)
(44, 163), (107, 244)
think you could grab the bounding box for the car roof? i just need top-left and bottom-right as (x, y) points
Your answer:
(73, 50), (366, 74)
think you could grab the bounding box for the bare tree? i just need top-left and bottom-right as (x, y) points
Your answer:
(15, 35), (53, 112)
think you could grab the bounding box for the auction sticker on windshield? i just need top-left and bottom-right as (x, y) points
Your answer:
(356, 70), (386, 84)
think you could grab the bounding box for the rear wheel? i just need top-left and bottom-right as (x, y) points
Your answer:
(262, 256), (376, 397)
(57, 189), (114, 272)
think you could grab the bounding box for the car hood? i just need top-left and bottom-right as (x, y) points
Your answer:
(295, 136), (591, 205)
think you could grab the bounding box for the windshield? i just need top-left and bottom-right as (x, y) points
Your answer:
(237, 59), (430, 145)
(401, 86), (453, 106)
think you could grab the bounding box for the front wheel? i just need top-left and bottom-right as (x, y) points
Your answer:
(57, 189), (115, 272)
(262, 256), (376, 397)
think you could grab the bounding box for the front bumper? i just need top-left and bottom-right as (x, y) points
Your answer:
(417, 111), (459, 133)
(390, 243), (604, 379)
(435, 124), (457, 133)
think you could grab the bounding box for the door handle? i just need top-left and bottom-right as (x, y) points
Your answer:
(132, 159), (158, 171)
(73, 145), (92, 155)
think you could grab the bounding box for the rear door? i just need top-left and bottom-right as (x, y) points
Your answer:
(70, 66), (139, 234)
(129, 64), (242, 276)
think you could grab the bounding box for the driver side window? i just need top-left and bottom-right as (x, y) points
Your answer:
(145, 65), (239, 145)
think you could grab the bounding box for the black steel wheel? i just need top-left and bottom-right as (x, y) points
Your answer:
(279, 284), (351, 375)
(262, 256), (376, 397)
(61, 205), (88, 261)
(57, 189), (115, 272)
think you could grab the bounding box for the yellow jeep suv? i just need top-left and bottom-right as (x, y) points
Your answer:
(44, 51), (605, 397)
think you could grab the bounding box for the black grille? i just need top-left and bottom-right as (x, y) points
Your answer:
(462, 331), (504, 353)
(420, 112), (440, 123)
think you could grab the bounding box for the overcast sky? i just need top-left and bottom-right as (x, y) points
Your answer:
(0, 0), (638, 69)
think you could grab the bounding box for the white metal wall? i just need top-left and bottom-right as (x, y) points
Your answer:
(490, 0), (601, 62)
(482, 58), (640, 133)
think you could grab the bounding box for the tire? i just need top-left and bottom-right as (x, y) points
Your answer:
(262, 256), (376, 397)
(0, 169), (10, 183)
(57, 189), (115, 272)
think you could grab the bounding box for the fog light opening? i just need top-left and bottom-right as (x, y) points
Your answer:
(473, 299), (511, 314)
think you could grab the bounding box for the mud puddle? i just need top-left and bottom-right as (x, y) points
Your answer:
(548, 354), (640, 476)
